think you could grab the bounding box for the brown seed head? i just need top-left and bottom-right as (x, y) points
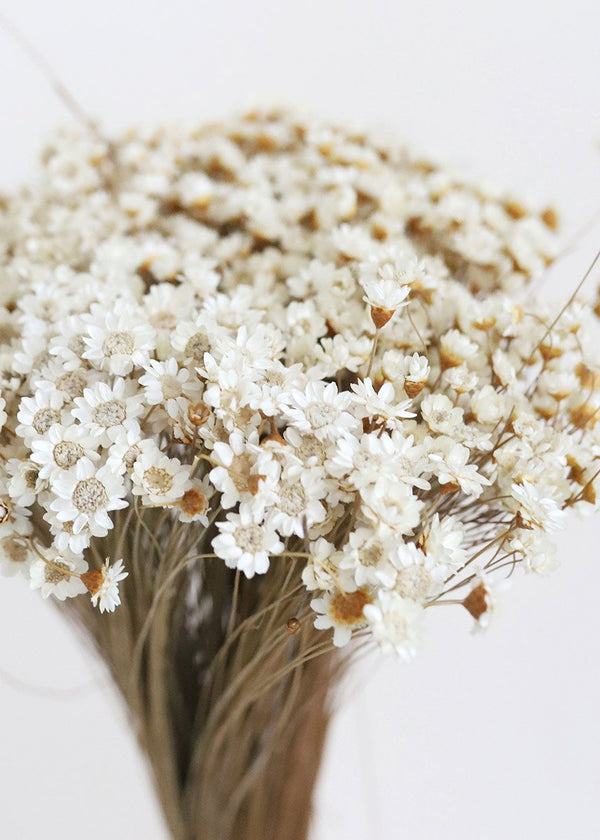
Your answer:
(576, 362), (600, 390)
(566, 455), (586, 485)
(539, 343), (563, 361)
(583, 482), (597, 505)
(472, 317), (497, 332)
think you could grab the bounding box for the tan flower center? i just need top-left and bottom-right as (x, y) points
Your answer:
(143, 467), (174, 495)
(395, 566), (432, 600)
(92, 399), (126, 427)
(185, 333), (210, 362)
(305, 403), (338, 428)
(234, 524), (264, 554)
(102, 331), (135, 357)
(0, 535), (28, 564)
(278, 482), (306, 517)
(68, 336), (86, 357)
(44, 560), (71, 584)
(54, 441), (85, 470)
(56, 370), (87, 400)
(150, 311), (177, 330)
(160, 374), (183, 400)
(179, 488), (208, 517)
(33, 408), (60, 435)
(73, 478), (108, 514)
(361, 543), (384, 567)
(124, 444), (141, 470)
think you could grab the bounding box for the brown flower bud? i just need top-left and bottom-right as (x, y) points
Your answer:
(504, 200), (528, 220)
(539, 343), (563, 361)
(463, 583), (488, 621)
(570, 402), (599, 430)
(370, 306), (394, 330)
(540, 207), (559, 230)
(81, 569), (103, 596)
(330, 588), (371, 625)
(439, 481), (460, 496)
(188, 402), (211, 427)
(178, 488), (208, 517)
(286, 617), (301, 635)
(404, 380), (425, 398)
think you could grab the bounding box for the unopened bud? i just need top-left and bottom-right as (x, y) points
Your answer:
(286, 617), (301, 635)
(370, 305), (394, 330)
(404, 380), (424, 398)
(188, 402), (210, 427)
(462, 582), (489, 621)
(439, 481), (460, 496)
(81, 569), (103, 596)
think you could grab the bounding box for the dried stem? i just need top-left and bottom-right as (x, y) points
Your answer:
(63, 507), (341, 840)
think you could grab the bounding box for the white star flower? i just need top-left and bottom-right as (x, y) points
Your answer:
(49, 461), (128, 549)
(29, 548), (88, 601)
(363, 590), (424, 659)
(72, 378), (145, 446)
(212, 504), (283, 579)
(85, 557), (129, 613)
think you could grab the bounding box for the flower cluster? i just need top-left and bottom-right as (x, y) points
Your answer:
(0, 108), (597, 655)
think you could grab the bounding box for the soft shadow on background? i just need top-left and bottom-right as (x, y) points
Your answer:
(1, 1), (599, 837)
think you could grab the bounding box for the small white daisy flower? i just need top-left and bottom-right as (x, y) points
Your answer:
(139, 357), (203, 420)
(212, 505), (283, 579)
(363, 590), (424, 659)
(282, 381), (359, 441)
(29, 548), (88, 601)
(82, 305), (156, 375)
(50, 460), (128, 545)
(72, 378), (145, 446)
(83, 557), (129, 613)
(510, 481), (566, 532)
(30, 424), (100, 480)
(311, 587), (371, 647)
(131, 444), (191, 506)
(16, 389), (66, 444)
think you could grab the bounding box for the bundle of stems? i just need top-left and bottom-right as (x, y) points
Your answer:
(64, 506), (343, 840)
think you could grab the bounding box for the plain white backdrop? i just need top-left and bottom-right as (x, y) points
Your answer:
(1, 1), (600, 837)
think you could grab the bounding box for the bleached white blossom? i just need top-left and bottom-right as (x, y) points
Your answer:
(29, 549), (88, 601)
(49, 461), (128, 549)
(82, 306), (156, 375)
(213, 505), (283, 578)
(88, 557), (129, 613)
(131, 444), (191, 506)
(363, 590), (425, 659)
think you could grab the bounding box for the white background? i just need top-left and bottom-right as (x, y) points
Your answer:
(1, 1), (600, 837)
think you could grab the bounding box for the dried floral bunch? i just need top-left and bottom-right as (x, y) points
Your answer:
(0, 107), (598, 839)
(0, 107), (591, 643)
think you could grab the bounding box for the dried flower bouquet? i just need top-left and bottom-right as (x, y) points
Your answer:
(1, 108), (598, 839)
